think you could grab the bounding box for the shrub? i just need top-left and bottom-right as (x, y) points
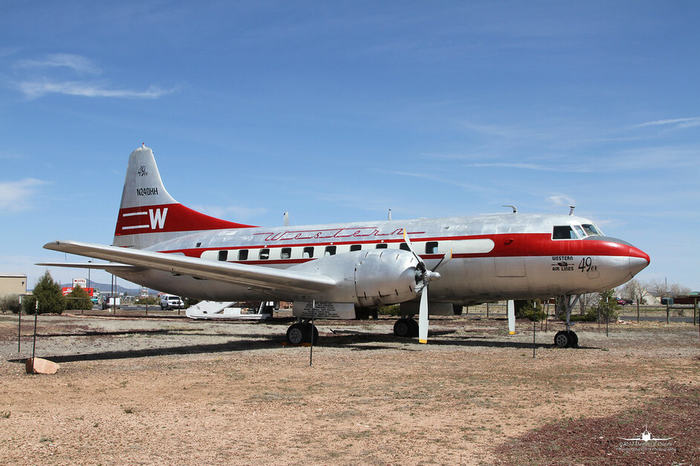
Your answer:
(0, 295), (21, 314)
(136, 296), (160, 306)
(515, 299), (547, 321)
(378, 304), (401, 316)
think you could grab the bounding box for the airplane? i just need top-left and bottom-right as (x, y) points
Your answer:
(39, 145), (650, 348)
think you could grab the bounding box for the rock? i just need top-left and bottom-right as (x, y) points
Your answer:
(25, 358), (60, 375)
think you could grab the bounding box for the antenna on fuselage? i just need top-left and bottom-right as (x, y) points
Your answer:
(569, 205), (575, 216)
(503, 205), (517, 214)
(283, 211), (290, 226)
(388, 209), (392, 221)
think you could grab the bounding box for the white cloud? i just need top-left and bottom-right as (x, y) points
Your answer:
(0, 178), (47, 213)
(547, 194), (576, 207)
(11, 53), (177, 100)
(632, 117), (700, 130)
(18, 80), (176, 99)
(465, 162), (588, 172)
(15, 53), (101, 75)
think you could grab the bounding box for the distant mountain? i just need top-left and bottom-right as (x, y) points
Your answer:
(61, 281), (159, 296)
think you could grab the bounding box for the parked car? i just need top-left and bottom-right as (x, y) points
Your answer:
(160, 295), (185, 310)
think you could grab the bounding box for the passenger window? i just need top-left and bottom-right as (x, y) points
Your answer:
(303, 247), (314, 259)
(399, 243), (410, 251)
(350, 244), (362, 252)
(426, 242), (438, 254)
(218, 250), (228, 261)
(238, 250), (248, 261)
(376, 243), (388, 249)
(259, 248), (270, 260)
(281, 247), (292, 259)
(325, 246), (336, 256)
(553, 226), (576, 240)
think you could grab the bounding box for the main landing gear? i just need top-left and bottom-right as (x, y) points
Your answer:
(393, 318), (419, 338)
(554, 295), (580, 348)
(286, 321), (319, 345)
(554, 330), (579, 348)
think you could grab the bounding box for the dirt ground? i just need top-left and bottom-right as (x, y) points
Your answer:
(0, 311), (698, 465)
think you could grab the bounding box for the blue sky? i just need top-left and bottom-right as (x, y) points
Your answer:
(1, 1), (698, 291)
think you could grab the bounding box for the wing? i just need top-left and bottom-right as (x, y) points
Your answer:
(42, 240), (337, 294)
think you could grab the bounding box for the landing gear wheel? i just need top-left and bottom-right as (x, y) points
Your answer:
(569, 331), (579, 348)
(408, 318), (419, 337)
(394, 319), (412, 338)
(304, 323), (319, 345)
(554, 330), (578, 348)
(286, 323), (306, 345)
(286, 323), (319, 345)
(394, 318), (419, 338)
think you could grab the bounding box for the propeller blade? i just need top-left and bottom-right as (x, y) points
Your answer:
(418, 284), (429, 343)
(403, 229), (424, 267)
(431, 249), (453, 272)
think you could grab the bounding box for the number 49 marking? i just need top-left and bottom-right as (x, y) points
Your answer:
(578, 257), (597, 273)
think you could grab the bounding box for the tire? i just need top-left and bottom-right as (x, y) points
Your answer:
(304, 323), (319, 345)
(286, 323), (306, 345)
(394, 319), (412, 338)
(408, 318), (419, 337)
(569, 331), (579, 348)
(554, 330), (570, 348)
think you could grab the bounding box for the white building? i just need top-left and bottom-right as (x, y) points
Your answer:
(0, 274), (27, 296)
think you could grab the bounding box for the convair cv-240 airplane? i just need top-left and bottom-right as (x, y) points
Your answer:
(40, 145), (649, 348)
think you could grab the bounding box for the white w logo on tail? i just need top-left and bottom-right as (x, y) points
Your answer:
(149, 208), (168, 229)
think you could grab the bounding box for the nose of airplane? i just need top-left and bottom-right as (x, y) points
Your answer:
(628, 246), (650, 277)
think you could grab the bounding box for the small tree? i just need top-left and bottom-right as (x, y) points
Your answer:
(23, 271), (66, 314)
(577, 293), (597, 315)
(647, 279), (668, 300)
(66, 285), (93, 311)
(595, 289), (620, 323)
(620, 279), (647, 305)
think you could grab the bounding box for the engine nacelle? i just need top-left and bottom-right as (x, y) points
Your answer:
(354, 249), (420, 307)
(289, 249), (420, 307)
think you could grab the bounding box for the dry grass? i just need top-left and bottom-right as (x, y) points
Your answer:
(0, 313), (698, 465)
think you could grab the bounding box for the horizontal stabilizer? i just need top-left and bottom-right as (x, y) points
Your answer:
(36, 262), (136, 271)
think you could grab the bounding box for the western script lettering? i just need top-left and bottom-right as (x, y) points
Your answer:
(149, 208), (168, 229)
(136, 187), (159, 196)
(254, 227), (409, 242)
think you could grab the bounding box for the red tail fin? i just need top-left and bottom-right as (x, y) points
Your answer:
(113, 146), (254, 249)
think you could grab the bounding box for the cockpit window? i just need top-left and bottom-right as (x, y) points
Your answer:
(553, 225), (579, 240)
(581, 224), (603, 236)
(573, 225), (585, 239)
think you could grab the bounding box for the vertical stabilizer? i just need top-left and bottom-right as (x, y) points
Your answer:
(113, 145), (254, 249)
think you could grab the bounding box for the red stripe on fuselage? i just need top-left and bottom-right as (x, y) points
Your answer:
(159, 233), (647, 262)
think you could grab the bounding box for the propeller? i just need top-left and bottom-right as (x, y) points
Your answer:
(403, 229), (452, 343)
